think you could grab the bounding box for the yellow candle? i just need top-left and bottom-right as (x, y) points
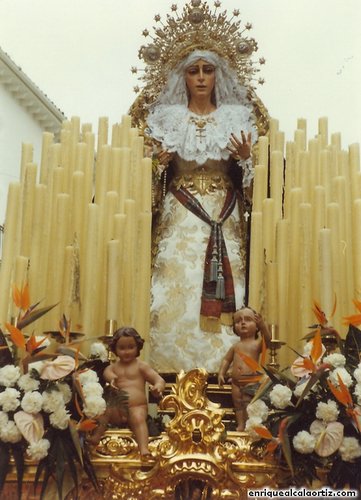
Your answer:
(257, 135), (269, 168)
(331, 132), (341, 151)
(252, 165), (267, 213)
(0, 183), (21, 326)
(82, 203), (100, 338)
(28, 184), (47, 304)
(318, 117), (328, 148)
(319, 228), (333, 319)
(94, 145), (111, 206)
(352, 200), (361, 301)
(311, 186), (326, 301)
(299, 203), (313, 332)
(107, 240), (120, 321)
(39, 132), (54, 185)
(327, 202), (342, 331)
(20, 163), (37, 258)
(97, 117), (108, 151)
(283, 141), (296, 218)
(262, 198), (275, 263)
(297, 118), (307, 135)
(266, 262), (278, 325)
(133, 212), (152, 350)
(349, 143), (360, 202)
(20, 143), (34, 182)
(320, 150), (332, 204)
(110, 147), (122, 195)
(288, 188), (302, 340)
(275, 131), (285, 154)
(270, 151), (284, 219)
(248, 212), (263, 311)
(276, 219), (289, 346)
(120, 115), (132, 147)
(269, 118), (279, 153)
(122, 199), (136, 325)
(299, 151), (311, 202)
(118, 148), (131, 212)
(141, 157), (152, 213)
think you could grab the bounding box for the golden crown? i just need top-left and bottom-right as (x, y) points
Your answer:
(129, 0), (268, 134)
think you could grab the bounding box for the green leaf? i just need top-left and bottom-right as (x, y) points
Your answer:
(0, 442), (10, 495)
(68, 420), (84, 466)
(11, 443), (25, 500)
(344, 324), (361, 369)
(17, 303), (58, 330)
(279, 418), (294, 476)
(55, 438), (65, 500)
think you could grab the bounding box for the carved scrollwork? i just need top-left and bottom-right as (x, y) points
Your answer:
(93, 369), (284, 499)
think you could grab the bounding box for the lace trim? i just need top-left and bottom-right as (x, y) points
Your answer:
(147, 104), (258, 167)
(238, 157), (254, 189)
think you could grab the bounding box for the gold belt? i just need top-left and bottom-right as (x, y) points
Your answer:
(171, 168), (232, 195)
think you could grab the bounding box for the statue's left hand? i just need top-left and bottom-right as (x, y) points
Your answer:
(227, 131), (252, 160)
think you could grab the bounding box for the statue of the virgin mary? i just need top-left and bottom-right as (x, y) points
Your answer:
(130, 0), (269, 373)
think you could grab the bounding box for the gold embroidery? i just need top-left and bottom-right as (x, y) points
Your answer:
(171, 166), (233, 196)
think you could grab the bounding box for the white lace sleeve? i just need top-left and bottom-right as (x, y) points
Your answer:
(238, 157), (254, 189)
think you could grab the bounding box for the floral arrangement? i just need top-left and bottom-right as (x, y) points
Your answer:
(245, 301), (361, 491)
(0, 284), (110, 499)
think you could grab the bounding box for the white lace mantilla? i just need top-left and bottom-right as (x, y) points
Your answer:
(147, 104), (257, 187)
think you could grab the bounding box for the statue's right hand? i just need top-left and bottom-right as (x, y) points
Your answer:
(218, 374), (225, 387)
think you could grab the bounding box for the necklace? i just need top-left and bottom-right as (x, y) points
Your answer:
(189, 114), (216, 143)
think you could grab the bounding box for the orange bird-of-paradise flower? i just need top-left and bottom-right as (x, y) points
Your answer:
(12, 283), (30, 312)
(343, 299), (361, 326)
(253, 425), (279, 454)
(25, 333), (49, 355)
(292, 329), (324, 377)
(235, 350), (264, 384)
(77, 418), (98, 432)
(328, 373), (361, 433)
(5, 322), (26, 349)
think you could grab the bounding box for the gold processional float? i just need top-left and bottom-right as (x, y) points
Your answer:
(0, 0), (361, 498)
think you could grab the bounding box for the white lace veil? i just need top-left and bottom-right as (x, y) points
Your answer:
(150, 50), (251, 111)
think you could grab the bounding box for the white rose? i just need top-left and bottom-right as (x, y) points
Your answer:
(354, 367), (361, 384)
(316, 400), (339, 423)
(339, 437), (361, 462)
(82, 382), (104, 398)
(0, 388), (21, 412)
(90, 342), (108, 362)
(323, 353), (346, 368)
(293, 431), (316, 454)
(0, 420), (22, 443)
(27, 439), (51, 461)
(21, 391), (43, 414)
(50, 408), (70, 430)
(78, 370), (99, 385)
(0, 365), (21, 387)
(57, 383), (72, 404)
(17, 373), (40, 392)
(245, 417), (263, 440)
(328, 367), (353, 388)
(353, 383), (361, 405)
(246, 399), (269, 422)
(83, 396), (106, 418)
(269, 384), (293, 409)
(42, 390), (65, 413)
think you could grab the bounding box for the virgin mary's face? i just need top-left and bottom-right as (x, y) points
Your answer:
(185, 59), (215, 101)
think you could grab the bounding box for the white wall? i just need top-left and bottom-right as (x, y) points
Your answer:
(0, 85), (43, 224)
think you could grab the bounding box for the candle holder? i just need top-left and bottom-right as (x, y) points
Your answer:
(99, 319), (118, 361)
(321, 329), (339, 355)
(267, 325), (285, 371)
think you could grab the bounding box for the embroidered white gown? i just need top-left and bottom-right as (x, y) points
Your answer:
(148, 104), (257, 373)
